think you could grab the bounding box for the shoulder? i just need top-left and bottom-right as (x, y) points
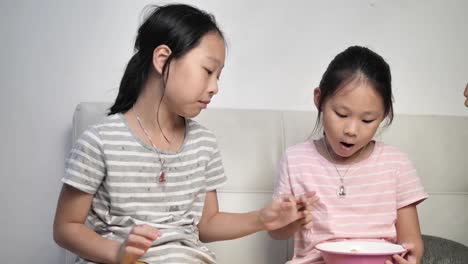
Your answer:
(187, 119), (217, 139)
(89, 114), (126, 132)
(285, 141), (316, 156)
(75, 114), (128, 147)
(282, 140), (321, 165)
(375, 141), (412, 163)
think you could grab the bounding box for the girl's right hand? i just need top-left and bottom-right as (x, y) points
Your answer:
(296, 192), (319, 229)
(117, 224), (161, 264)
(260, 192), (319, 231)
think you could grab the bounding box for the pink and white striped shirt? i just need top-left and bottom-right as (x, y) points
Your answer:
(274, 140), (428, 264)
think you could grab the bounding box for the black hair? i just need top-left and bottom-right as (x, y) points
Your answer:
(109, 4), (224, 115)
(314, 45), (393, 130)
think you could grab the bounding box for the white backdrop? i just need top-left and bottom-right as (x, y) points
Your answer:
(0, 0), (467, 263)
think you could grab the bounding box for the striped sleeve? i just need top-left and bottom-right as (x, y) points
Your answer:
(205, 137), (226, 191)
(62, 126), (105, 194)
(273, 152), (293, 198)
(396, 152), (428, 209)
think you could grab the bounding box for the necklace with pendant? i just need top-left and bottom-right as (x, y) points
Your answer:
(134, 109), (167, 183)
(322, 137), (367, 198)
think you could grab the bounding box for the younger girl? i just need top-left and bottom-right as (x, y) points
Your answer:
(270, 46), (428, 264)
(53, 4), (315, 264)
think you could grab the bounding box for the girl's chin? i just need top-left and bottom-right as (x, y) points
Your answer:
(180, 108), (202, 119)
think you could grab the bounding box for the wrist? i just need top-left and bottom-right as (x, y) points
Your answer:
(108, 240), (122, 264)
(287, 220), (303, 236)
(255, 209), (268, 231)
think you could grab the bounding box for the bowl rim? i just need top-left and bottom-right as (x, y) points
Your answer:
(315, 241), (407, 256)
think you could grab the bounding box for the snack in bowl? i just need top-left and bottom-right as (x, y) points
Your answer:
(315, 241), (406, 264)
(349, 246), (361, 253)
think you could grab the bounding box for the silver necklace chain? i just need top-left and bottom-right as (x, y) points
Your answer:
(322, 137), (367, 198)
(134, 109), (167, 183)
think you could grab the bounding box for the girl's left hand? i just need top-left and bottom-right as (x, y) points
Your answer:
(385, 243), (419, 264)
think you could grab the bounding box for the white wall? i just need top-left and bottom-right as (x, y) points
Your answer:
(0, 0), (466, 263)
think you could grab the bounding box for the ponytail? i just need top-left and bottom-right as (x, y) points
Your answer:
(108, 52), (151, 115)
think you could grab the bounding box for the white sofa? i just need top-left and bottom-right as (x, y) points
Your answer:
(66, 102), (468, 264)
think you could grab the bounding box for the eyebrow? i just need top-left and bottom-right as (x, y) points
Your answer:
(335, 105), (379, 116)
(206, 56), (223, 67)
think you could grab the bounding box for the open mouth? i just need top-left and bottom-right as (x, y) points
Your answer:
(340, 142), (354, 148)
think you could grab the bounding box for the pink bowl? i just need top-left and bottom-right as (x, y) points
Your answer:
(315, 241), (406, 264)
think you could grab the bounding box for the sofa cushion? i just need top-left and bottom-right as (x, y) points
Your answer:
(422, 235), (468, 264)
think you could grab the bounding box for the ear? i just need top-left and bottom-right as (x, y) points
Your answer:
(313, 87), (321, 111)
(152, 45), (172, 75)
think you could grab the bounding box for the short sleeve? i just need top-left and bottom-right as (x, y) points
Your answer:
(62, 127), (106, 194)
(205, 138), (227, 191)
(273, 153), (293, 198)
(396, 153), (429, 209)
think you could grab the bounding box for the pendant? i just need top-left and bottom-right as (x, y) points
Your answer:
(337, 185), (346, 198)
(158, 159), (166, 183)
(158, 171), (166, 183)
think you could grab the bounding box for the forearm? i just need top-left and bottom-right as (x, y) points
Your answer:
(395, 204), (425, 263)
(268, 220), (301, 240)
(54, 222), (120, 264)
(198, 211), (264, 242)
(398, 234), (424, 262)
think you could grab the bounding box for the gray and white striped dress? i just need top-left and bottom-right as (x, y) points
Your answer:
(63, 113), (227, 264)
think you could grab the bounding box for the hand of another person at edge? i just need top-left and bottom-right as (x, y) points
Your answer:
(259, 192), (319, 231)
(117, 224), (160, 264)
(464, 83), (468, 107)
(385, 243), (419, 264)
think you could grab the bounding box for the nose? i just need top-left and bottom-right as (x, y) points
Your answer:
(208, 78), (219, 96)
(343, 119), (358, 137)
